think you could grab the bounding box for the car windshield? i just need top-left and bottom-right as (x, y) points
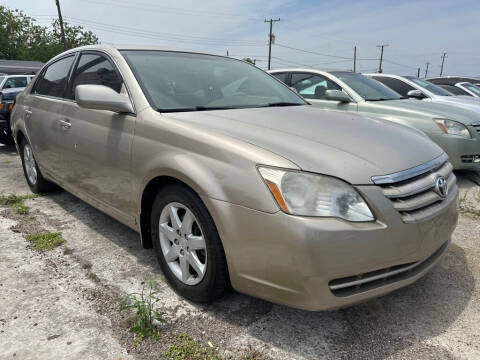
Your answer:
(404, 76), (453, 96)
(330, 71), (403, 101)
(121, 50), (306, 112)
(0, 76), (5, 86)
(461, 82), (480, 96)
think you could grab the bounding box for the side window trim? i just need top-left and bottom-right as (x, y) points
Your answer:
(30, 53), (78, 101)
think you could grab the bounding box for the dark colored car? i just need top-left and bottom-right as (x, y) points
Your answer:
(0, 87), (24, 145)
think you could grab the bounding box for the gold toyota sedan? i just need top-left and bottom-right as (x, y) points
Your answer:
(10, 45), (458, 310)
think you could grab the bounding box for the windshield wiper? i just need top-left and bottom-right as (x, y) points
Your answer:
(263, 102), (305, 107)
(365, 98), (394, 102)
(158, 106), (239, 113)
(158, 103), (304, 112)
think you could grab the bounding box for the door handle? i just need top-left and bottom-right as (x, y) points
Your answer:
(24, 109), (32, 119)
(59, 119), (71, 130)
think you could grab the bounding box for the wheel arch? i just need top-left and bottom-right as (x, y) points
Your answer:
(138, 173), (209, 249)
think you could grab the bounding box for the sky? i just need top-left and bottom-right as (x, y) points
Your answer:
(2, 0), (480, 76)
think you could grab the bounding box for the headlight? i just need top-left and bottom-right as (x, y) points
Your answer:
(434, 119), (471, 138)
(258, 167), (375, 222)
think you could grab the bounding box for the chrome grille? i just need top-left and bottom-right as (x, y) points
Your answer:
(372, 154), (458, 223)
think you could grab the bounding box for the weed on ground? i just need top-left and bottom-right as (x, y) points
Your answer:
(120, 280), (166, 344)
(26, 232), (66, 250)
(0, 193), (38, 215)
(164, 333), (221, 360)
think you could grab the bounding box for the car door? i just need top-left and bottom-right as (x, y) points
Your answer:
(23, 55), (76, 180)
(290, 72), (357, 112)
(61, 51), (136, 221)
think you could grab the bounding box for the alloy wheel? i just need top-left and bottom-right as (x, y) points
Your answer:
(23, 143), (37, 185)
(159, 202), (207, 285)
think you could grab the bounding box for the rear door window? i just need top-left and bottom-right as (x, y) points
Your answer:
(33, 56), (75, 98)
(371, 76), (415, 97)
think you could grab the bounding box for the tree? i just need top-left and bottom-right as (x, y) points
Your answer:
(0, 6), (99, 63)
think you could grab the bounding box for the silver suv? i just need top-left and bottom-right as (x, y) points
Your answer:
(11, 45), (458, 310)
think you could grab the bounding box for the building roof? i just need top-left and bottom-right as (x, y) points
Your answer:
(0, 60), (44, 75)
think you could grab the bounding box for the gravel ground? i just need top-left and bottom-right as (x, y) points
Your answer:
(1, 143), (480, 360)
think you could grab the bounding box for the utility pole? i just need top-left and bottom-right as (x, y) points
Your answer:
(425, 62), (430, 78)
(55, 0), (67, 50)
(353, 46), (357, 72)
(440, 52), (447, 76)
(264, 18), (280, 70)
(226, 50), (229, 56)
(376, 44), (388, 73)
(417, 67), (421, 78)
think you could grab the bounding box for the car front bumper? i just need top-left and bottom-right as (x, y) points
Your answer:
(203, 185), (458, 311)
(430, 132), (480, 171)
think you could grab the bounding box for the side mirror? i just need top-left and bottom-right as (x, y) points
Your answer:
(324, 89), (351, 103)
(407, 89), (426, 99)
(75, 84), (134, 113)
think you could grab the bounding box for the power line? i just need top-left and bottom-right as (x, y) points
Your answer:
(64, 16), (262, 44)
(275, 43), (378, 61)
(265, 18), (280, 70)
(62, 17), (264, 47)
(275, 43), (352, 59)
(382, 59), (417, 70)
(81, 0), (262, 20)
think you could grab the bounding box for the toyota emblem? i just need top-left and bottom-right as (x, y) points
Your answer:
(434, 175), (448, 198)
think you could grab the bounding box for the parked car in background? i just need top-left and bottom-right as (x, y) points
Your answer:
(365, 74), (480, 111)
(0, 74), (34, 90)
(428, 76), (480, 87)
(269, 69), (480, 171)
(427, 79), (480, 98)
(0, 87), (24, 145)
(10, 44), (458, 310)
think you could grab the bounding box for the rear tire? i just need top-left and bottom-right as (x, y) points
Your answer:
(20, 138), (56, 193)
(151, 184), (229, 303)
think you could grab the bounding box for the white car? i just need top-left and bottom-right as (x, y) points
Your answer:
(435, 82), (480, 98)
(366, 74), (480, 113)
(0, 74), (34, 90)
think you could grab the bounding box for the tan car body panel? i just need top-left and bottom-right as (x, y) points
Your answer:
(11, 45), (458, 310)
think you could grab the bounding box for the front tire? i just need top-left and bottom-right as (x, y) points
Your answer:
(20, 138), (55, 193)
(151, 184), (229, 303)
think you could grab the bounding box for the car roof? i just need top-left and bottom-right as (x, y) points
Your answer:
(52, 43), (228, 60)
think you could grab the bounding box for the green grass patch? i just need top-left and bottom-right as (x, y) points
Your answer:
(0, 193), (38, 215)
(120, 280), (166, 344)
(26, 232), (65, 251)
(165, 334), (221, 360)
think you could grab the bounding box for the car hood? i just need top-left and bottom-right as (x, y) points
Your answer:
(166, 106), (443, 184)
(433, 95), (480, 111)
(367, 99), (480, 125)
